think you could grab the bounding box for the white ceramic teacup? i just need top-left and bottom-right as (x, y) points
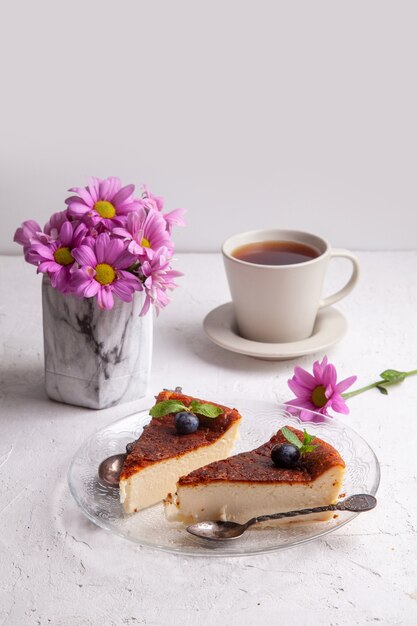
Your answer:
(222, 229), (360, 343)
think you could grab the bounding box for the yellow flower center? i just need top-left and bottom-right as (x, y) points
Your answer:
(53, 247), (74, 266)
(94, 200), (116, 219)
(311, 385), (327, 408)
(141, 237), (151, 248)
(95, 263), (116, 285)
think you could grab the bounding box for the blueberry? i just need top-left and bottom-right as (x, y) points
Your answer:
(174, 411), (199, 435)
(271, 443), (300, 468)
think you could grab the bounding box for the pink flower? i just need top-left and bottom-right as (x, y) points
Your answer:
(113, 208), (173, 258)
(139, 246), (182, 315)
(140, 185), (186, 234)
(14, 177), (184, 315)
(163, 207), (187, 234)
(140, 185), (165, 212)
(29, 221), (90, 293)
(13, 220), (42, 264)
(71, 233), (141, 309)
(65, 177), (142, 229)
(286, 356), (357, 421)
(14, 219), (41, 247)
(43, 211), (71, 241)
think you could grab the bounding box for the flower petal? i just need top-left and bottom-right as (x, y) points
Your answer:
(59, 221), (73, 246)
(38, 261), (60, 273)
(112, 282), (135, 301)
(98, 286), (114, 309)
(323, 363), (337, 388)
(75, 186), (95, 207)
(94, 233), (110, 264)
(335, 375), (357, 394)
(112, 184), (135, 208)
(285, 397), (316, 410)
(164, 208), (187, 227)
(104, 238), (124, 265)
(112, 227), (131, 239)
(30, 243), (55, 260)
(83, 279), (100, 298)
(139, 295), (152, 316)
(106, 176), (122, 200)
(72, 245), (97, 267)
(117, 270), (142, 286)
(127, 240), (142, 255)
(65, 195), (81, 206)
(99, 178), (111, 200)
(113, 249), (136, 270)
(71, 269), (92, 291)
(67, 201), (90, 216)
(287, 378), (311, 398)
(293, 366), (317, 389)
(330, 397), (350, 414)
(51, 267), (71, 292)
(87, 177), (100, 203)
(14, 220), (42, 246)
(313, 360), (324, 381)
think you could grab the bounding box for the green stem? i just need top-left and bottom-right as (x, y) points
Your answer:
(342, 369), (417, 400)
(343, 380), (395, 399)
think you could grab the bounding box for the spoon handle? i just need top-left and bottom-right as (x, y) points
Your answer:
(246, 503), (338, 528)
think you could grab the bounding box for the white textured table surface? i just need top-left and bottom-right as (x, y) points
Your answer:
(1, 252), (417, 626)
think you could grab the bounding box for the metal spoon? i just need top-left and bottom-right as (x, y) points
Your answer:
(98, 453), (127, 487)
(186, 494), (377, 541)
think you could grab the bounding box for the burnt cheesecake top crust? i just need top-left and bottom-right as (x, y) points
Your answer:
(120, 390), (242, 480)
(178, 427), (345, 486)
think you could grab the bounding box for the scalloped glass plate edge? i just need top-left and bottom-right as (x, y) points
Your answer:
(67, 400), (381, 557)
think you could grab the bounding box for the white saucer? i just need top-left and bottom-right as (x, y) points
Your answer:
(203, 303), (347, 360)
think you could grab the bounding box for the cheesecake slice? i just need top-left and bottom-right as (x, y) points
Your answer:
(119, 390), (242, 513)
(165, 427), (345, 526)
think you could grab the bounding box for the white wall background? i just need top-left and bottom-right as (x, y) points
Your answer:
(1, 0), (416, 253)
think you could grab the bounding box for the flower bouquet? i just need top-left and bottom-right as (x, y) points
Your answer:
(14, 177), (185, 409)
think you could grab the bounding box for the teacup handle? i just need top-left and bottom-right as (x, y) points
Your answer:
(319, 249), (360, 308)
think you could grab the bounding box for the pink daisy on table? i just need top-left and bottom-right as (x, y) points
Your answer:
(71, 233), (141, 310)
(113, 208), (173, 258)
(140, 185), (186, 234)
(65, 177), (142, 229)
(28, 221), (90, 293)
(286, 356), (357, 421)
(139, 246), (183, 315)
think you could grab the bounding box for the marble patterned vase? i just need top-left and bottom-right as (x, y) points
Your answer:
(42, 277), (152, 409)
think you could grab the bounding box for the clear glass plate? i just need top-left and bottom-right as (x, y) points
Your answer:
(68, 399), (380, 557)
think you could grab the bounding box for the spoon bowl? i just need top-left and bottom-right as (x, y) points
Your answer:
(98, 453), (127, 487)
(187, 520), (247, 540)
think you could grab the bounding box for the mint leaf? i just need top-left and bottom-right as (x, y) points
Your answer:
(302, 430), (316, 446)
(149, 400), (187, 417)
(300, 430), (317, 456)
(376, 384), (389, 395)
(282, 427), (317, 456)
(281, 426), (303, 449)
(380, 369), (406, 383)
(190, 401), (223, 418)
